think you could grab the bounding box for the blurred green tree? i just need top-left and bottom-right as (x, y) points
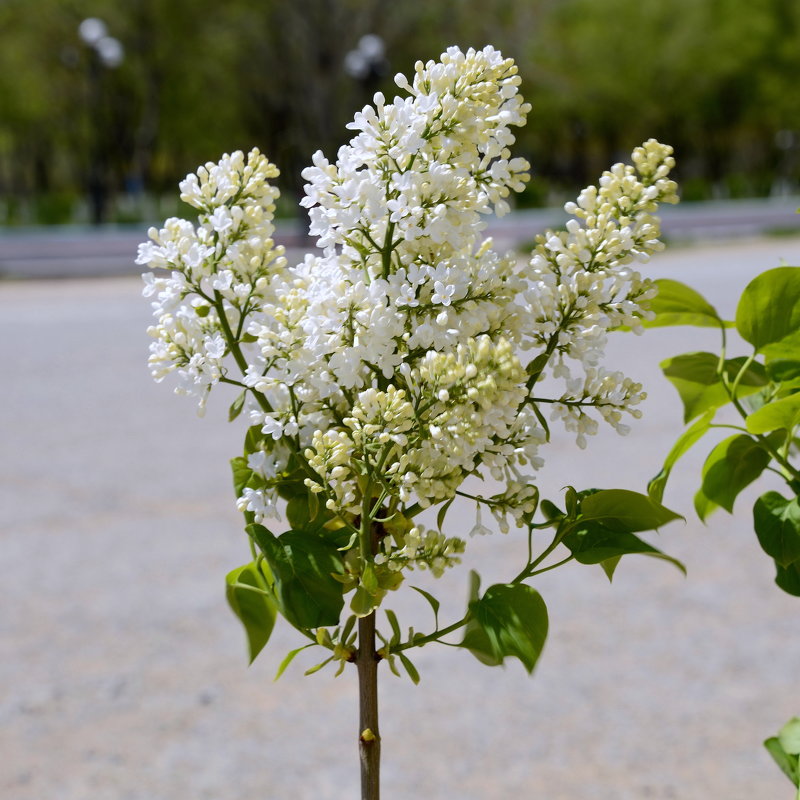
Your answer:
(0, 0), (797, 224)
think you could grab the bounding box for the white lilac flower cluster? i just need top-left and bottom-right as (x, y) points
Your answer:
(140, 150), (287, 411)
(524, 140), (678, 447)
(139, 45), (677, 580)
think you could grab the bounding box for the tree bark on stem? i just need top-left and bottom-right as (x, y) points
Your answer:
(357, 611), (380, 800)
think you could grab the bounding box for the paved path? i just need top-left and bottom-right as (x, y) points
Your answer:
(1, 196), (799, 279)
(1, 236), (799, 799)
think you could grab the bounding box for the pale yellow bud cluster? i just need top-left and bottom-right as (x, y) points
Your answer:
(375, 525), (466, 577)
(344, 386), (415, 448)
(399, 335), (529, 506)
(304, 430), (358, 512)
(179, 148), (280, 212)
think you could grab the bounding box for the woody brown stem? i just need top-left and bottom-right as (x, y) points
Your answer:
(357, 611), (380, 799)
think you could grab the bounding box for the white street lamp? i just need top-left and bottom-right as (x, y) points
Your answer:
(78, 18), (107, 47)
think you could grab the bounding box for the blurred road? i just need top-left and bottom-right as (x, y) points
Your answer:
(1, 196), (799, 279)
(1, 236), (800, 799)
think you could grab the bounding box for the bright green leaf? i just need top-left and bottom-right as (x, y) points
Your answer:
(599, 556), (622, 582)
(531, 401), (551, 442)
(648, 410), (716, 502)
(563, 522), (686, 575)
(775, 561), (800, 597)
(350, 586), (380, 618)
(467, 569), (481, 602)
(340, 614), (357, 645)
(376, 567), (403, 592)
(385, 609), (401, 645)
(386, 654), (401, 678)
(361, 563), (379, 593)
(736, 267), (800, 352)
(276, 476), (313, 501)
(526, 351), (550, 384)
(274, 644), (315, 681)
(693, 490), (716, 522)
(780, 718), (800, 757)
(746, 392), (800, 434)
(642, 279), (730, 329)
(460, 621), (504, 666)
(244, 425), (265, 455)
(436, 496), (455, 532)
(397, 651), (420, 684)
(764, 737), (800, 787)
(460, 570), (503, 667)
(304, 656), (334, 676)
(770, 359), (800, 381)
(753, 492), (800, 568)
(315, 627), (332, 647)
(286, 494), (319, 531)
(230, 456), (253, 497)
(564, 486), (578, 517)
(411, 586), (440, 628)
(462, 583), (548, 674)
(578, 489), (683, 532)
(228, 390), (246, 422)
(308, 489), (319, 522)
(762, 331), (800, 366)
(247, 524), (344, 629)
(225, 562), (277, 664)
(661, 352), (767, 423)
(764, 344), (800, 382)
(695, 435), (770, 519)
(540, 499), (564, 521)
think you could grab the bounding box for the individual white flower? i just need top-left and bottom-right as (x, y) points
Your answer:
(469, 505), (493, 537)
(236, 487), (280, 522)
(431, 281), (456, 306)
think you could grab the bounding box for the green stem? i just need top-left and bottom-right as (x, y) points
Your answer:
(722, 354), (800, 481)
(511, 526), (566, 584)
(393, 613), (471, 653)
(214, 296), (253, 381)
(728, 352), (755, 400)
(708, 423), (750, 433)
(213, 294), (322, 487)
(529, 396), (598, 407)
(381, 221), (396, 280)
(782, 422), (798, 465)
(360, 483), (375, 564)
(526, 313), (573, 392)
(403, 502), (423, 519)
(525, 554), (575, 577)
(229, 581), (272, 597)
(219, 376), (247, 388)
(395, 524), (571, 654)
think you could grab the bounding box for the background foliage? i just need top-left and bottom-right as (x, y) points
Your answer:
(2, 0), (799, 223)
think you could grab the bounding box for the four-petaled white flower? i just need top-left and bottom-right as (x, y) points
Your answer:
(431, 281), (456, 306)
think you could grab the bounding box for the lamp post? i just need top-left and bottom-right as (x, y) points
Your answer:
(79, 18), (124, 225)
(344, 34), (388, 97)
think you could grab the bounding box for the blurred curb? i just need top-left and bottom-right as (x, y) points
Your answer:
(1, 197), (798, 280)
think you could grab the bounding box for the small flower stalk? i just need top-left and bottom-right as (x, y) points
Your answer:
(141, 45), (682, 799)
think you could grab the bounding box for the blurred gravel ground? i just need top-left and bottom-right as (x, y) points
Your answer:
(1, 236), (799, 799)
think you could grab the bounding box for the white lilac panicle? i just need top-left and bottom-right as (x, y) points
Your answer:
(141, 46), (678, 586)
(138, 148), (287, 407)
